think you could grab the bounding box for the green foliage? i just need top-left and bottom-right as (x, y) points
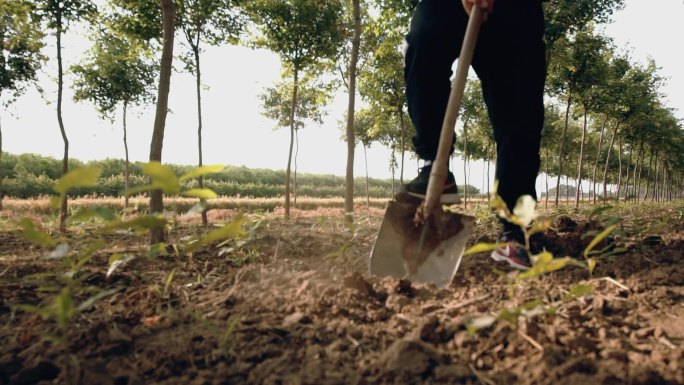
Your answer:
(260, 75), (334, 130)
(72, 29), (157, 119)
(248, 0), (344, 73)
(0, 0), (46, 103)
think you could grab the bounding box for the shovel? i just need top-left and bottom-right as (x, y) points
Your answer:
(369, 6), (483, 289)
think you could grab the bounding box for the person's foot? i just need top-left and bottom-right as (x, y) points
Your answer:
(490, 232), (532, 270)
(399, 164), (460, 204)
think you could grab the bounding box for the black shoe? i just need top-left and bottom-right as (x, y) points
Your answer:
(399, 164), (460, 204)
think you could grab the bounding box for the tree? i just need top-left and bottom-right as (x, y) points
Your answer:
(259, 75), (333, 206)
(35, 0), (97, 230)
(359, 6), (412, 183)
(569, 28), (611, 207)
(0, 0), (45, 210)
(177, 0), (244, 225)
(341, 0), (361, 223)
(149, 0), (176, 244)
(71, 30), (157, 208)
(248, 0), (344, 218)
(543, 0), (625, 64)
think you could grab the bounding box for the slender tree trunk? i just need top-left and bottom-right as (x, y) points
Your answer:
(123, 103), (130, 209)
(294, 129), (299, 208)
(575, 104), (588, 208)
(284, 70), (299, 218)
(398, 108), (405, 183)
(56, 16), (69, 231)
(634, 140), (644, 201)
(555, 91), (572, 206)
(149, 0), (176, 244)
(591, 115), (608, 204)
(193, 44), (208, 226)
(544, 148), (550, 209)
(624, 144), (633, 201)
(344, 0), (361, 223)
(463, 123), (468, 208)
(364, 145), (370, 208)
(487, 139), (492, 202)
(616, 134), (623, 200)
(644, 151), (653, 201)
(652, 151), (659, 202)
(602, 121), (619, 202)
(0, 115), (3, 211)
(636, 144), (645, 201)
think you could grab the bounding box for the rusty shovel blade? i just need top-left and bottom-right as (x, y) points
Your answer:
(369, 195), (475, 289)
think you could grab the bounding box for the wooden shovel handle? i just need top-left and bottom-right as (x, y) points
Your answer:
(418, 6), (483, 222)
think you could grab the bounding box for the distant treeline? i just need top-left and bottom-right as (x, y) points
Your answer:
(0, 153), (482, 199)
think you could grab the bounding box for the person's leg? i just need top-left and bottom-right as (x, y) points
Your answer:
(404, 0), (468, 161)
(472, 0), (546, 240)
(402, 0), (469, 202)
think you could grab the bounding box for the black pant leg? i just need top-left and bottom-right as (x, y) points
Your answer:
(471, 1), (547, 221)
(404, 0), (469, 161)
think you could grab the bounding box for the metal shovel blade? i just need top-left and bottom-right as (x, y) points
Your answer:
(369, 196), (475, 289)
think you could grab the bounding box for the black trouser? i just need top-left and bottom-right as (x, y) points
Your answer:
(404, 0), (546, 232)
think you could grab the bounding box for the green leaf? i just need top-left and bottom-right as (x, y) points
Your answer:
(186, 215), (245, 253)
(182, 188), (218, 199)
(76, 289), (118, 313)
(179, 165), (225, 183)
(53, 167), (102, 195)
(587, 258), (597, 275)
(583, 224), (618, 259)
(107, 254), (135, 278)
(17, 219), (57, 247)
(147, 243), (168, 258)
(163, 268), (176, 295)
(518, 256), (580, 280)
(463, 242), (500, 256)
(142, 161), (180, 194)
(564, 284), (594, 301)
(68, 207), (117, 223)
(55, 287), (75, 330)
(588, 205), (613, 219)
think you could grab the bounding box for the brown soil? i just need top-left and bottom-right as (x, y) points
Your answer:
(1, 203), (683, 385)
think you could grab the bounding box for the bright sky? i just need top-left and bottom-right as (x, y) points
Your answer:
(3, 0), (683, 192)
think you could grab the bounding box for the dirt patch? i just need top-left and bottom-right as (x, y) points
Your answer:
(1, 203), (683, 384)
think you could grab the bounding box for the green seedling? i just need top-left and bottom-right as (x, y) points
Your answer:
(125, 161), (224, 199)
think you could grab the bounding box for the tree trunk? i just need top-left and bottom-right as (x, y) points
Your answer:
(591, 115), (608, 204)
(575, 104), (588, 208)
(364, 145), (370, 208)
(462, 123), (468, 208)
(544, 148), (550, 209)
(644, 151), (653, 201)
(284, 70), (299, 218)
(398, 109), (405, 183)
(294, 129), (299, 208)
(344, 0), (361, 223)
(149, 0), (176, 244)
(123, 103), (130, 209)
(56, 15), (69, 232)
(634, 140), (644, 201)
(194, 44), (208, 226)
(602, 121), (619, 202)
(555, 91), (572, 206)
(486, 139), (491, 202)
(652, 151), (659, 202)
(0, 115), (3, 211)
(616, 134), (623, 200)
(623, 144), (633, 201)
(636, 144), (645, 201)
